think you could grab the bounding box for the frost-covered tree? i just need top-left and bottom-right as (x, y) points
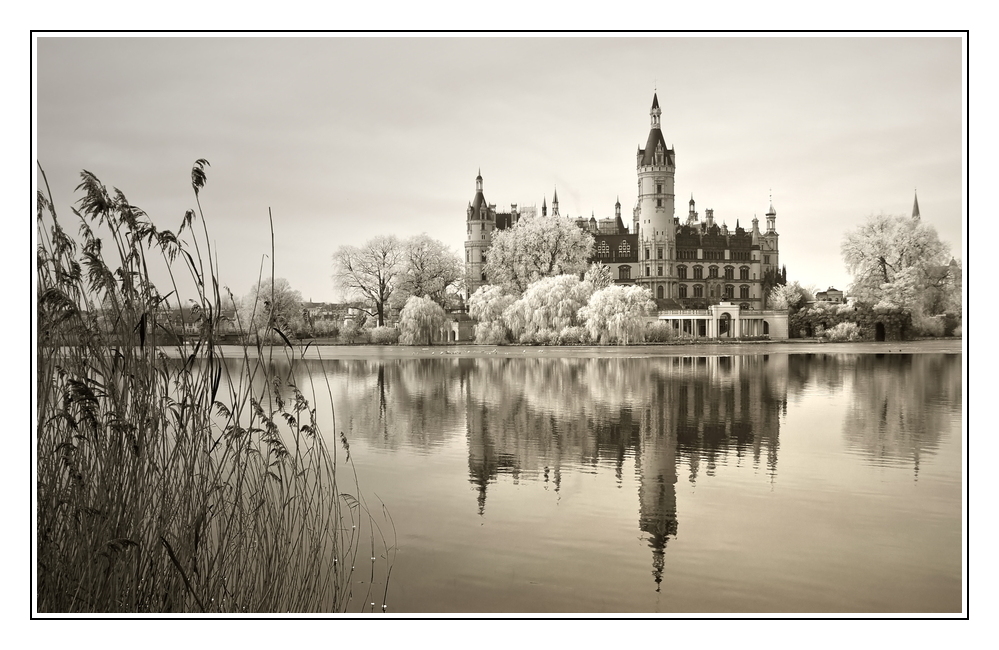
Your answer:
(393, 234), (464, 309)
(841, 213), (950, 313)
(239, 277), (304, 337)
(398, 295), (446, 345)
(767, 281), (814, 312)
(332, 235), (404, 326)
(579, 284), (656, 345)
(483, 212), (595, 293)
(503, 274), (596, 342)
(584, 262), (613, 291)
(468, 284), (516, 344)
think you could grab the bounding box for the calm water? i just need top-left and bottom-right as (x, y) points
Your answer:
(223, 347), (964, 614)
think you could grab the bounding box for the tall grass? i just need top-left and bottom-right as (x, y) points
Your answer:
(35, 161), (393, 613)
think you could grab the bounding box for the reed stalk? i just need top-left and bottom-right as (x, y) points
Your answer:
(35, 161), (393, 613)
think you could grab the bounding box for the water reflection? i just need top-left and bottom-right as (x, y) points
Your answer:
(319, 354), (789, 589)
(206, 351), (960, 594)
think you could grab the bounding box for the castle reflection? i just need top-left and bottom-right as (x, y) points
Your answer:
(214, 350), (959, 590)
(460, 355), (787, 588)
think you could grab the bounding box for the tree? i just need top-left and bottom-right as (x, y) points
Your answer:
(398, 295), (446, 345)
(393, 234), (464, 309)
(483, 212), (595, 293)
(579, 285), (657, 345)
(767, 281), (813, 312)
(468, 284), (517, 344)
(841, 213), (950, 313)
(332, 235), (404, 327)
(239, 277), (303, 337)
(503, 274), (596, 342)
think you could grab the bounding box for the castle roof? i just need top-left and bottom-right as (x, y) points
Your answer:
(639, 128), (673, 167)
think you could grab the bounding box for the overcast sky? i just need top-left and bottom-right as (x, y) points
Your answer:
(35, 35), (964, 303)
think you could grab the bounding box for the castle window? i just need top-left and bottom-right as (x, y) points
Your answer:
(740, 266), (749, 280)
(677, 265), (687, 279)
(724, 285), (734, 299)
(657, 285), (664, 299)
(646, 266), (651, 277)
(482, 253), (487, 264)
(619, 266), (631, 280)
(481, 233), (486, 240)
(693, 285), (703, 298)
(764, 255), (771, 264)
(656, 183), (662, 194)
(657, 199), (662, 208)
(724, 266), (734, 280)
(657, 247), (663, 260)
(740, 285), (749, 299)
(693, 266), (703, 280)
(481, 272), (487, 282)
(657, 265), (663, 276)
(618, 241), (631, 257)
(645, 248), (650, 260)
(466, 251), (470, 263)
(597, 241), (610, 258)
(679, 284), (687, 298)
(709, 266), (719, 278)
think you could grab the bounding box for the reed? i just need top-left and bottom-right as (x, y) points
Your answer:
(35, 161), (393, 613)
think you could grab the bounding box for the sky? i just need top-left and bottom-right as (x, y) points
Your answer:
(35, 35), (965, 304)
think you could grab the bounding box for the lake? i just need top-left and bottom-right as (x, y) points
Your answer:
(218, 343), (964, 614)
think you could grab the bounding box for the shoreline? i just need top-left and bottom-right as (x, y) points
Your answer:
(166, 338), (963, 359)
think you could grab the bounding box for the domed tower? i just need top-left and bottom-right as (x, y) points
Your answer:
(635, 92), (677, 300)
(760, 196), (780, 291)
(465, 170), (495, 297)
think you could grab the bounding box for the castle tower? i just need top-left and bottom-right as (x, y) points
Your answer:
(687, 194), (697, 225)
(464, 170), (495, 297)
(760, 197), (780, 289)
(636, 92), (677, 300)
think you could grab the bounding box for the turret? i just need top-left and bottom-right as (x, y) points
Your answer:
(766, 199), (776, 233)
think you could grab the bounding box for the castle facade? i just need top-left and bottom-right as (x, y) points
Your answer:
(465, 93), (783, 313)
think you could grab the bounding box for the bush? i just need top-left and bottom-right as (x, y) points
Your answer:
(339, 320), (370, 344)
(474, 320), (508, 345)
(558, 325), (589, 345)
(646, 320), (676, 343)
(823, 321), (863, 341)
(370, 325), (400, 344)
(913, 313), (946, 338)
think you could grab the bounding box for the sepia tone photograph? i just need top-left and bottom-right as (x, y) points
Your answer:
(33, 33), (966, 619)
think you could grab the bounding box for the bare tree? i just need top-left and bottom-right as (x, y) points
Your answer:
(332, 235), (404, 327)
(395, 234), (464, 309)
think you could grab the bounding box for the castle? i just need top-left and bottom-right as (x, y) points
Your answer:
(464, 93), (783, 314)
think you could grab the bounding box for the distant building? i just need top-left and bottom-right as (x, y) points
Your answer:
(815, 287), (846, 303)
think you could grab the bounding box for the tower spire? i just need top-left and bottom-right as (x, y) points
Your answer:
(912, 189), (921, 220)
(650, 92), (661, 130)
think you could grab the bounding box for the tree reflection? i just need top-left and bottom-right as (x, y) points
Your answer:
(252, 351), (960, 589)
(841, 354), (962, 475)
